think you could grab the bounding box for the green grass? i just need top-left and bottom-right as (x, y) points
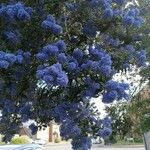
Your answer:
(116, 140), (143, 145)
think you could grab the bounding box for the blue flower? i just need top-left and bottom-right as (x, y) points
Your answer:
(36, 53), (48, 61)
(41, 15), (63, 35)
(37, 63), (69, 87)
(4, 54), (16, 64)
(23, 52), (31, 59)
(0, 60), (9, 69)
(73, 48), (83, 60)
(57, 53), (67, 63)
(46, 14), (56, 23)
(43, 45), (59, 56)
(100, 55), (112, 66)
(25, 7), (33, 16)
(43, 75), (54, 83)
(55, 40), (66, 51)
(100, 65), (112, 76)
(125, 45), (135, 53)
(136, 50), (147, 67)
(123, 15), (134, 26)
(100, 0), (111, 9)
(72, 136), (92, 150)
(6, 7), (16, 19)
(99, 127), (112, 138)
(105, 80), (118, 91)
(0, 3), (32, 22)
(51, 24), (63, 35)
(16, 55), (24, 64)
(103, 8), (113, 19)
(41, 20), (53, 30)
(102, 117), (112, 128)
(17, 8), (30, 21)
(102, 90), (118, 103)
(68, 62), (77, 71)
(36, 70), (45, 78)
(133, 17), (144, 28)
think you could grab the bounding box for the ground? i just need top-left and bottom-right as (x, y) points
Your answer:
(45, 144), (145, 150)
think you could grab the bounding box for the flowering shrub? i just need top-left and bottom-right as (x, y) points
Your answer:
(0, 0), (147, 149)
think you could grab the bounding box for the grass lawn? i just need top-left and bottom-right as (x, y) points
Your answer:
(116, 140), (144, 145)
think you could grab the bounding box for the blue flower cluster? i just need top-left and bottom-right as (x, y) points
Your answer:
(36, 40), (66, 61)
(98, 116), (112, 138)
(83, 76), (100, 98)
(103, 35), (120, 47)
(0, 50), (31, 69)
(19, 103), (32, 122)
(36, 63), (68, 87)
(72, 136), (92, 150)
(99, 127), (112, 138)
(81, 46), (112, 76)
(103, 8), (114, 19)
(102, 116), (112, 128)
(0, 2), (33, 22)
(122, 8), (144, 27)
(60, 119), (81, 139)
(86, 0), (143, 28)
(0, 0), (148, 149)
(136, 50), (147, 67)
(41, 15), (63, 35)
(102, 80), (129, 103)
(36, 45), (59, 61)
(124, 45), (135, 53)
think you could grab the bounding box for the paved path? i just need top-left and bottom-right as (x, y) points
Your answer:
(45, 144), (145, 150)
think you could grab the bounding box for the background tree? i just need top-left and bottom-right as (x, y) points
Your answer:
(137, 0), (150, 84)
(0, 0), (148, 149)
(105, 102), (133, 143)
(128, 86), (150, 135)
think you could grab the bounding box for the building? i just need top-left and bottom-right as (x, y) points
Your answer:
(20, 122), (61, 143)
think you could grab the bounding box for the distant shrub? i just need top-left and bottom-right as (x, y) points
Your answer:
(11, 136), (30, 144)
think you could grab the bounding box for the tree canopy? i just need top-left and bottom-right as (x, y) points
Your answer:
(0, 0), (148, 149)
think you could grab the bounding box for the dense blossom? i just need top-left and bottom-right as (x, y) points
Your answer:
(122, 8), (144, 27)
(0, 50), (30, 69)
(0, 2), (32, 21)
(72, 136), (92, 150)
(0, 1), (148, 150)
(41, 15), (63, 35)
(102, 80), (129, 103)
(36, 63), (68, 87)
(99, 127), (112, 138)
(136, 50), (147, 67)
